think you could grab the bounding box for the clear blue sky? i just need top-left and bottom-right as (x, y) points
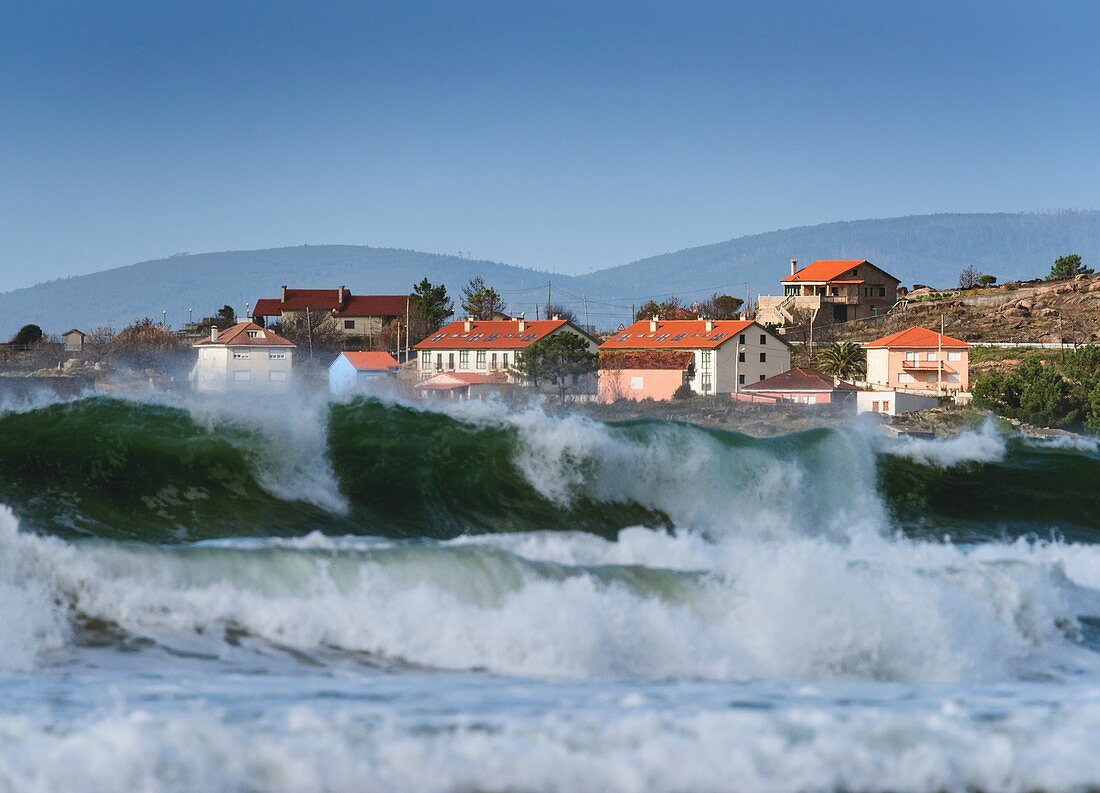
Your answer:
(2, 0), (1099, 290)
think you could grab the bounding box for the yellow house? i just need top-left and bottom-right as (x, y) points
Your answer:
(864, 326), (969, 393)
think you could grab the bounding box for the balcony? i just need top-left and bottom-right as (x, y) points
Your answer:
(901, 359), (956, 372)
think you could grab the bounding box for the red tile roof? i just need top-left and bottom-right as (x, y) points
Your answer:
(864, 326), (969, 349)
(598, 350), (695, 370)
(782, 260), (893, 284)
(252, 290), (408, 318)
(193, 321), (295, 347)
(742, 367), (857, 393)
(413, 319), (575, 350)
(599, 319), (758, 350)
(339, 351), (400, 371)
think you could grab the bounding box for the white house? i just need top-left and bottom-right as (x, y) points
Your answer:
(599, 318), (791, 396)
(190, 321), (296, 393)
(856, 389), (941, 416)
(328, 351), (400, 394)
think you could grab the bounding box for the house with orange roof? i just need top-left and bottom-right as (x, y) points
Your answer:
(864, 325), (970, 393)
(190, 321), (296, 393)
(413, 316), (599, 390)
(328, 351), (400, 394)
(252, 286), (410, 346)
(599, 318), (790, 396)
(757, 259), (901, 327)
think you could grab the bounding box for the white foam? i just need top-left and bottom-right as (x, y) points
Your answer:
(882, 419), (1008, 468)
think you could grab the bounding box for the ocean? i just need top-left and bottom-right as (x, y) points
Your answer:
(1, 389), (1100, 792)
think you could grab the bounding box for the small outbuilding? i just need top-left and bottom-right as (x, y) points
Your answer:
(739, 367), (857, 405)
(328, 351), (400, 394)
(414, 371), (508, 400)
(62, 329), (85, 353)
(856, 389), (940, 416)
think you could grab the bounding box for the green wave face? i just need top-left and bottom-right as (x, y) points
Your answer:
(1, 395), (1099, 543)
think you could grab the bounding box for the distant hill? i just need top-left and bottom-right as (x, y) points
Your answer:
(3, 211), (1100, 336)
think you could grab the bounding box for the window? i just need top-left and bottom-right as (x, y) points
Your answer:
(269, 371), (287, 382)
(872, 401), (880, 413)
(476, 350), (486, 369)
(738, 352), (745, 362)
(879, 288), (886, 297)
(268, 351), (285, 360)
(899, 373), (915, 383)
(701, 351), (712, 370)
(759, 374), (766, 381)
(927, 352), (937, 361)
(947, 373), (961, 383)
(630, 376), (644, 390)
(436, 353), (443, 370)
(759, 334), (766, 345)
(344, 320), (355, 330)
(448, 353), (455, 370)
(739, 334), (745, 344)
(247, 330), (261, 338)
(883, 401), (890, 413)
(502, 353), (509, 369)
(905, 351), (919, 361)
(459, 350), (469, 369)
(830, 287), (839, 296)
(491, 352), (498, 370)
(233, 351), (250, 359)
(738, 374), (745, 385)
(421, 350), (431, 368)
(948, 351), (962, 362)
(701, 373), (712, 393)
(233, 371), (251, 382)
(759, 352), (766, 363)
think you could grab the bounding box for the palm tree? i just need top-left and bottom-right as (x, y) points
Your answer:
(816, 341), (866, 381)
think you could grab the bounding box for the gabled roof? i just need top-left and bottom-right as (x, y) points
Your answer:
(193, 321), (295, 347)
(337, 351), (400, 371)
(598, 350), (694, 370)
(599, 319), (764, 350)
(864, 326), (969, 349)
(782, 259), (898, 284)
(413, 319), (579, 350)
(61, 328), (85, 337)
(414, 371), (509, 390)
(252, 291), (408, 318)
(742, 367), (857, 393)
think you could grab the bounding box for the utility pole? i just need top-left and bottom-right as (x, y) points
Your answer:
(631, 304), (636, 323)
(547, 280), (552, 318)
(535, 304), (540, 321)
(405, 296), (411, 362)
(305, 306), (315, 362)
(583, 296), (590, 331)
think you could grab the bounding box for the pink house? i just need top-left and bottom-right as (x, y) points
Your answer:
(865, 326), (970, 392)
(598, 350), (694, 402)
(740, 367), (858, 405)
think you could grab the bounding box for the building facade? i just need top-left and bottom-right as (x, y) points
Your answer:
(190, 322), (296, 393)
(252, 286), (408, 345)
(328, 351), (400, 394)
(864, 326), (970, 393)
(597, 350), (694, 402)
(599, 318), (790, 396)
(740, 367), (857, 405)
(413, 318), (599, 390)
(757, 259), (902, 327)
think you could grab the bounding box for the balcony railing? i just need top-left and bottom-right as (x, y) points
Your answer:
(901, 359), (956, 372)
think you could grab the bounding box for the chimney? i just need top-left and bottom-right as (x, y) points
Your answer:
(518, 317), (526, 332)
(210, 326), (219, 342)
(552, 314), (561, 321)
(280, 285), (288, 303)
(464, 316), (473, 332)
(649, 316), (659, 333)
(790, 259), (798, 277)
(705, 318), (714, 332)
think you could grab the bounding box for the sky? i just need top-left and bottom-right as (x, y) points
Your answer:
(2, 0), (1100, 290)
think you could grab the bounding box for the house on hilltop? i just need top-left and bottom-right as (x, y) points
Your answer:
(252, 286), (408, 346)
(599, 318), (790, 396)
(190, 321), (296, 393)
(757, 259), (901, 327)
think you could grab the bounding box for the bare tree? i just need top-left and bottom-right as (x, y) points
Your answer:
(958, 265), (983, 289)
(273, 310), (344, 358)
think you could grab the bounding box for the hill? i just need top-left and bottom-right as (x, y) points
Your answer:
(3, 211), (1100, 336)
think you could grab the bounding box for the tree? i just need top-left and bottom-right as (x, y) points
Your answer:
(978, 274), (997, 287)
(1048, 253), (1094, 281)
(698, 293), (744, 319)
(971, 360), (1079, 428)
(636, 296), (692, 320)
(10, 324), (43, 347)
(958, 266), (983, 289)
(512, 333), (597, 402)
(274, 310), (344, 358)
(816, 341), (866, 381)
(544, 304), (577, 323)
(410, 277), (453, 339)
(110, 317), (184, 370)
(461, 276), (505, 320)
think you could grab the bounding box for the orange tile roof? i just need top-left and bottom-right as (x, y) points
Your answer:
(782, 259), (882, 283)
(864, 326), (969, 349)
(193, 321), (295, 347)
(742, 366), (857, 392)
(598, 350), (695, 370)
(413, 319), (573, 350)
(339, 351), (399, 371)
(599, 319), (757, 350)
